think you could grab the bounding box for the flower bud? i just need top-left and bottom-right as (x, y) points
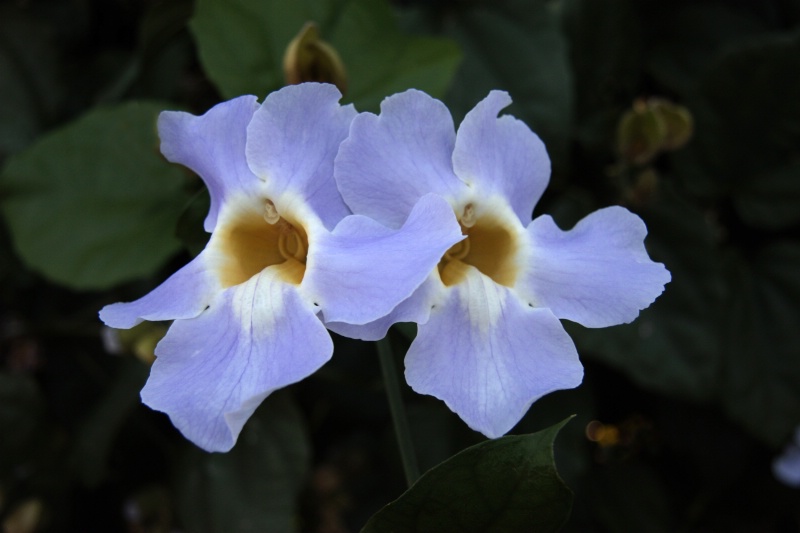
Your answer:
(283, 22), (347, 95)
(617, 98), (693, 165)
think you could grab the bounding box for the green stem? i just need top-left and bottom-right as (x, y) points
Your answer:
(377, 335), (420, 487)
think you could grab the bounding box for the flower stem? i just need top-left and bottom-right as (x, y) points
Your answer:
(377, 335), (420, 487)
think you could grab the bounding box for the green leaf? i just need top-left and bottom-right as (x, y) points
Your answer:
(330, 0), (461, 113)
(190, 0), (324, 99)
(586, 462), (673, 532)
(733, 162), (800, 229)
(139, 0), (194, 61)
(562, 0), (642, 117)
(175, 392), (311, 533)
(702, 31), (800, 178)
(672, 31), (800, 199)
(721, 242), (800, 446)
(70, 358), (149, 486)
(646, 4), (768, 98)
(443, 0), (572, 176)
(0, 4), (61, 157)
(361, 418), (574, 533)
(704, 33), (800, 227)
(190, 0), (460, 111)
(175, 187), (211, 257)
(561, 0), (642, 160)
(0, 101), (188, 289)
(128, 0), (195, 102)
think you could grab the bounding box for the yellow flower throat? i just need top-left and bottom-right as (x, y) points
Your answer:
(437, 203), (519, 288)
(216, 199), (309, 287)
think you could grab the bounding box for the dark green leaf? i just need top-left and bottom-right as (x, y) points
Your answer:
(0, 372), (46, 475)
(561, 0), (642, 161)
(175, 187), (211, 256)
(700, 31), (800, 178)
(444, 0), (572, 176)
(393, 322), (416, 341)
(721, 242), (800, 446)
(190, 0), (323, 99)
(0, 101), (188, 289)
(70, 358), (149, 486)
(190, 0), (460, 111)
(672, 31), (800, 198)
(649, 2), (766, 97)
(361, 418), (573, 533)
(733, 162), (800, 229)
(175, 392), (311, 533)
(513, 386), (597, 491)
(139, 0), (194, 61)
(0, 4), (61, 157)
(563, 0), (642, 118)
(129, 0), (195, 102)
(330, 0), (461, 113)
(646, 4), (768, 98)
(587, 462), (673, 532)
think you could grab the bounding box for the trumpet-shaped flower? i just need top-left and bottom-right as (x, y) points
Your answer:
(773, 426), (800, 487)
(100, 84), (462, 452)
(333, 89), (671, 438)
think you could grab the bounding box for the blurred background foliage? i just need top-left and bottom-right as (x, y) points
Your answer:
(1, 0), (799, 531)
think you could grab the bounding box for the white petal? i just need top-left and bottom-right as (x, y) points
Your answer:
(520, 206), (671, 327)
(158, 96), (260, 232)
(142, 268), (332, 452)
(452, 90), (550, 224)
(334, 89), (468, 228)
(405, 267), (583, 438)
(246, 83), (356, 230)
(99, 251), (219, 328)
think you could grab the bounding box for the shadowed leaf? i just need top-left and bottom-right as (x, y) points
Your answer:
(361, 418), (573, 533)
(0, 102), (188, 289)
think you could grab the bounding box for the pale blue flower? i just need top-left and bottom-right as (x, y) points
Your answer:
(773, 426), (800, 487)
(332, 89), (671, 438)
(100, 84), (461, 452)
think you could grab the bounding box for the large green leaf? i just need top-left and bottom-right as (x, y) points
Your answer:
(561, 0), (642, 160)
(0, 101), (188, 289)
(190, 0), (332, 99)
(361, 418), (573, 533)
(706, 32), (800, 227)
(645, 4), (768, 99)
(175, 393), (311, 533)
(191, 0), (460, 112)
(329, 0), (460, 112)
(443, 0), (572, 177)
(562, 0), (641, 118)
(671, 31), (800, 203)
(721, 242), (800, 446)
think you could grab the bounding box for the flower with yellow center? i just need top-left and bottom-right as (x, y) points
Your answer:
(332, 89), (671, 438)
(99, 84), (462, 452)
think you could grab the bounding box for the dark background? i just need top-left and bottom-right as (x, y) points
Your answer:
(1, 0), (799, 531)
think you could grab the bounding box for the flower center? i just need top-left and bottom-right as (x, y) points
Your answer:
(437, 203), (519, 287)
(214, 199), (309, 287)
